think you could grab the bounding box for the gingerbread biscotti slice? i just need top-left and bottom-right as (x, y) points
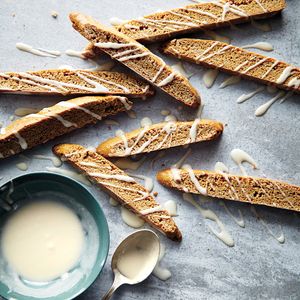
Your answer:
(53, 144), (182, 241)
(157, 168), (300, 212)
(97, 119), (223, 157)
(0, 96), (132, 159)
(162, 39), (300, 93)
(69, 12), (200, 108)
(115, 0), (285, 43)
(0, 69), (154, 97)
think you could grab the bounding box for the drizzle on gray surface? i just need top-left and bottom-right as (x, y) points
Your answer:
(0, 0), (299, 299)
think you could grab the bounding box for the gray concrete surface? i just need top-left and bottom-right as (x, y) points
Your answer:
(0, 0), (299, 299)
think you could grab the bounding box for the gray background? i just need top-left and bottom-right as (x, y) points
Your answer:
(0, 0), (299, 299)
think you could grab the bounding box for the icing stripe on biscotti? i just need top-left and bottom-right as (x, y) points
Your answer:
(69, 12), (200, 108)
(96, 120), (223, 157)
(157, 168), (300, 212)
(115, 0), (285, 43)
(162, 39), (300, 93)
(52, 144), (182, 241)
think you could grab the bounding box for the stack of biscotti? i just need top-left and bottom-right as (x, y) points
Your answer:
(69, 12), (200, 107)
(157, 168), (300, 212)
(53, 144), (182, 241)
(0, 69), (154, 97)
(115, 0), (285, 43)
(0, 96), (131, 159)
(161, 39), (300, 93)
(97, 120), (223, 157)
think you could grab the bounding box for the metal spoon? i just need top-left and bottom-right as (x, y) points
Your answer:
(102, 229), (160, 300)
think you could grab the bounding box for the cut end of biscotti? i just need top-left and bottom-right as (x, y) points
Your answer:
(96, 119), (223, 157)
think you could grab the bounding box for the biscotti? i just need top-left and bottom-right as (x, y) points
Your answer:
(0, 96), (132, 159)
(115, 0), (285, 43)
(97, 120), (223, 157)
(53, 144), (182, 241)
(162, 39), (300, 93)
(0, 69), (154, 97)
(69, 12), (200, 108)
(157, 168), (300, 212)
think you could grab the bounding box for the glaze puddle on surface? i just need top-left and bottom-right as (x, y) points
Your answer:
(16, 42), (61, 57)
(114, 157), (146, 170)
(230, 148), (258, 176)
(203, 69), (219, 88)
(33, 155), (62, 167)
(242, 42), (273, 51)
(219, 75), (241, 89)
(152, 243), (171, 281)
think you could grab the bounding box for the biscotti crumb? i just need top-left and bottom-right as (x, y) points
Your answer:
(51, 10), (58, 18)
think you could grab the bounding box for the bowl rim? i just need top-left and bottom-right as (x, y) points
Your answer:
(0, 171), (110, 300)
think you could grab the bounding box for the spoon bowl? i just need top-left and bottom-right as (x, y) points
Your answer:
(103, 229), (160, 299)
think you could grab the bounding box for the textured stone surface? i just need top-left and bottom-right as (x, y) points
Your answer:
(0, 0), (299, 299)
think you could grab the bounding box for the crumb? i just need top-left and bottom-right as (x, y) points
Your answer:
(51, 10), (58, 18)
(153, 192), (158, 197)
(12, 13), (15, 17)
(161, 163), (165, 167)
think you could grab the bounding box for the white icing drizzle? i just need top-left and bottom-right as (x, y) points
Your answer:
(115, 157), (146, 171)
(230, 149), (258, 176)
(121, 207), (145, 228)
(163, 200), (177, 216)
(16, 162), (28, 171)
(219, 76), (241, 89)
(94, 42), (137, 49)
(128, 173), (154, 192)
(242, 42), (273, 51)
(189, 119), (201, 142)
(182, 164), (207, 195)
(33, 155), (62, 167)
(65, 49), (87, 59)
(220, 201), (245, 228)
(46, 167), (91, 186)
(200, 44), (233, 62)
(237, 86), (264, 103)
(251, 206), (285, 243)
(28, 113), (77, 128)
(202, 69), (219, 88)
(261, 60), (279, 79)
(152, 243), (172, 281)
(196, 41), (219, 60)
(234, 60), (250, 72)
(185, 8), (218, 19)
(254, 0), (268, 12)
(157, 72), (177, 87)
(255, 90), (285, 117)
(183, 193), (234, 247)
(14, 107), (40, 117)
(110, 17), (128, 26)
(276, 66), (294, 84)
(242, 57), (268, 74)
(87, 172), (135, 182)
(57, 101), (102, 120)
(14, 132), (27, 150)
(16, 42), (61, 57)
(140, 205), (164, 215)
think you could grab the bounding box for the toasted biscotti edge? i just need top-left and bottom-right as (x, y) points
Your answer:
(52, 143), (182, 241)
(96, 119), (224, 157)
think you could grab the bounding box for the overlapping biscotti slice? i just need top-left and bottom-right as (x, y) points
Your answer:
(97, 119), (223, 157)
(0, 96), (132, 159)
(53, 144), (182, 241)
(157, 168), (300, 212)
(162, 39), (300, 93)
(115, 0), (285, 43)
(69, 12), (200, 108)
(0, 69), (154, 97)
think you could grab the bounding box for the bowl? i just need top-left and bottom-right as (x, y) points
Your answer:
(0, 172), (109, 300)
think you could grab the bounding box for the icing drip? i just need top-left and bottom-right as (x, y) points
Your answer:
(230, 149), (258, 176)
(183, 193), (234, 247)
(220, 201), (245, 228)
(16, 162), (28, 171)
(152, 243), (172, 281)
(254, 0), (268, 12)
(115, 157), (146, 170)
(121, 207), (145, 228)
(16, 42), (61, 57)
(242, 42), (273, 52)
(276, 66), (294, 84)
(14, 107), (40, 117)
(182, 164), (207, 195)
(203, 69), (219, 88)
(65, 49), (86, 59)
(157, 72), (177, 87)
(261, 60), (279, 79)
(189, 119), (201, 142)
(33, 155), (62, 167)
(237, 87), (264, 103)
(255, 91), (285, 116)
(140, 205), (165, 215)
(251, 206), (285, 243)
(219, 76), (240, 89)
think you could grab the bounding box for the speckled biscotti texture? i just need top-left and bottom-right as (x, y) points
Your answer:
(115, 0), (285, 43)
(162, 39), (300, 93)
(53, 144), (182, 241)
(0, 69), (154, 97)
(0, 96), (132, 159)
(69, 12), (200, 108)
(97, 120), (223, 157)
(157, 169), (300, 212)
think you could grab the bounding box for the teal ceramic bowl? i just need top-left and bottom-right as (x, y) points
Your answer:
(0, 172), (109, 300)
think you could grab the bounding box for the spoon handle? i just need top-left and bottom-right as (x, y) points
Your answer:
(102, 273), (123, 300)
